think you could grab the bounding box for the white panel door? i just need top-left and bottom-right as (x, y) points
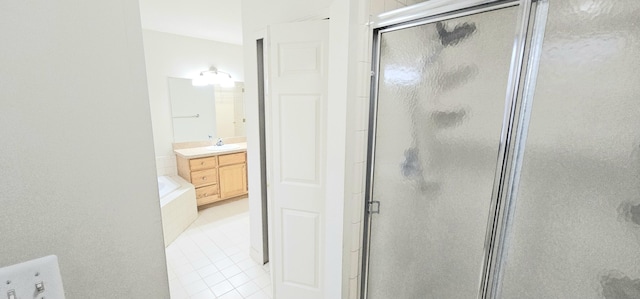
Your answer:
(268, 19), (329, 299)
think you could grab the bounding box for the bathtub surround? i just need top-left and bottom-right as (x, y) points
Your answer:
(0, 1), (169, 298)
(159, 176), (183, 199)
(159, 175), (198, 246)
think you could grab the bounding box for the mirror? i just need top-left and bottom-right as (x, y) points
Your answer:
(168, 77), (245, 143)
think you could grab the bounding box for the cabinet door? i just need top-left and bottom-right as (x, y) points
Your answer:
(219, 163), (247, 199)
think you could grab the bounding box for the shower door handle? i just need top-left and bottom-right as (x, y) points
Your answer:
(368, 201), (380, 214)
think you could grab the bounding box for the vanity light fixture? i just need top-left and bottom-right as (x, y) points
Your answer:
(192, 67), (235, 88)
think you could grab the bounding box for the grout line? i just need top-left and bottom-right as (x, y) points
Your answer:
(164, 198), (271, 299)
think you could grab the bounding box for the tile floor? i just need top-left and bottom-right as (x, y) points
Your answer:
(165, 197), (272, 299)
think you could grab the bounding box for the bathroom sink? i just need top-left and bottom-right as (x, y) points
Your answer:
(205, 144), (241, 151)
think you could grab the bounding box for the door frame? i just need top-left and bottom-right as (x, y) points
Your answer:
(256, 34), (270, 265)
(248, 29), (273, 273)
(360, 0), (548, 298)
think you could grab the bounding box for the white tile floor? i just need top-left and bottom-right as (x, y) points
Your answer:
(165, 197), (272, 299)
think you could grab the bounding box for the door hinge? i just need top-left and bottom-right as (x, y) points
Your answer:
(368, 201), (380, 214)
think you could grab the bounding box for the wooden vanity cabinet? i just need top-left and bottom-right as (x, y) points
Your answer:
(176, 151), (248, 207)
(218, 153), (248, 199)
(177, 156), (219, 206)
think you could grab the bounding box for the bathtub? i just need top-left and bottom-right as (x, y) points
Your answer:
(158, 175), (197, 247)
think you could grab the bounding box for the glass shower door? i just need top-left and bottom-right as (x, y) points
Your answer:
(499, 0), (640, 297)
(365, 5), (519, 299)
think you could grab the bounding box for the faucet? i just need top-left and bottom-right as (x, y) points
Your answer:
(216, 138), (224, 146)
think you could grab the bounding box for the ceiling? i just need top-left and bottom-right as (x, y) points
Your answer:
(138, 0), (243, 45)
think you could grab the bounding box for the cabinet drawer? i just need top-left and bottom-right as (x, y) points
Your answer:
(196, 184), (219, 200)
(191, 168), (217, 187)
(218, 152), (246, 166)
(196, 194), (221, 206)
(190, 156), (217, 171)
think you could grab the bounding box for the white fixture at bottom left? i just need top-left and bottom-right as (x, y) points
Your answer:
(0, 255), (65, 299)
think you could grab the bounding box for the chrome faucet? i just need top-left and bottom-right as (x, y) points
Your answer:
(216, 138), (224, 146)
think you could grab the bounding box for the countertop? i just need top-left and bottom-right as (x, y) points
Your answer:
(173, 142), (247, 159)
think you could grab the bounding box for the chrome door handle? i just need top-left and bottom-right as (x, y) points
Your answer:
(368, 201), (380, 214)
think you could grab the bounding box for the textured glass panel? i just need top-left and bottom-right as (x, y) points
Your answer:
(367, 7), (518, 299)
(501, 1), (640, 298)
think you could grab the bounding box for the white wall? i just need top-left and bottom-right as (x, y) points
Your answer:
(327, 1), (372, 299)
(142, 30), (244, 160)
(0, 1), (168, 298)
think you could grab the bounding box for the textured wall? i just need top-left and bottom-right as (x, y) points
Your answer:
(0, 1), (169, 297)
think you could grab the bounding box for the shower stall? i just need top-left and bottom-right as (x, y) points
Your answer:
(361, 0), (640, 298)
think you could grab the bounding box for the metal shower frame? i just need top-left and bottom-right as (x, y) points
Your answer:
(360, 0), (550, 298)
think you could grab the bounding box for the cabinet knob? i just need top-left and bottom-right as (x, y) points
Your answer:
(202, 177), (207, 180)
(201, 162), (205, 165)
